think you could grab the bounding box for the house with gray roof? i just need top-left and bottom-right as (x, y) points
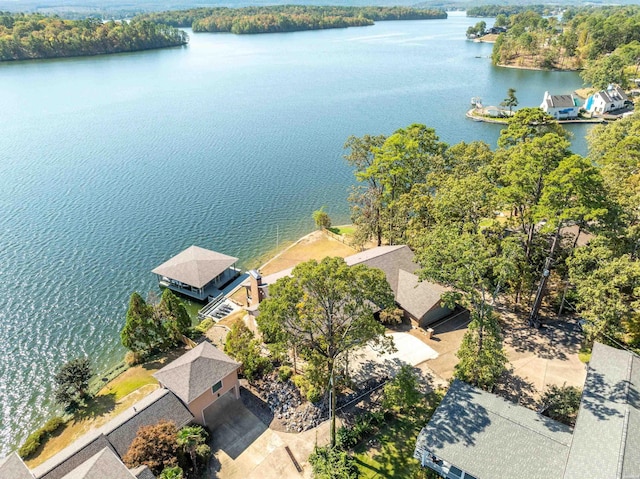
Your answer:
(585, 84), (629, 115)
(414, 342), (639, 479)
(31, 389), (191, 479)
(59, 448), (140, 479)
(540, 91), (581, 119)
(245, 245), (455, 327)
(0, 452), (34, 479)
(153, 340), (241, 425)
(152, 245), (240, 301)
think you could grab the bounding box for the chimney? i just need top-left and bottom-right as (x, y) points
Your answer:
(249, 270), (263, 307)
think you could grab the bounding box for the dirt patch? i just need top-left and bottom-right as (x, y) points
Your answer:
(260, 230), (356, 276)
(206, 324), (230, 349)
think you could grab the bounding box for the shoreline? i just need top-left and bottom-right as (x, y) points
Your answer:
(496, 62), (579, 72)
(466, 109), (607, 125)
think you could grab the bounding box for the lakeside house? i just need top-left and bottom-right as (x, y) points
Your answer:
(1, 340), (238, 479)
(153, 341), (241, 426)
(540, 91), (581, 119)
(414, 342), (640, 479)
(584, 84), (629, 115)
(244, 245), (457, 328)
(152, 246), (240, 302)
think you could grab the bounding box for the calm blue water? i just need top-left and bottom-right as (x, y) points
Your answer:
(0, 12), (590, 454)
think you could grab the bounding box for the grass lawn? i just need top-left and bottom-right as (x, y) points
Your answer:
(329, 224), (356, 236)
(353, 392), (444, 479)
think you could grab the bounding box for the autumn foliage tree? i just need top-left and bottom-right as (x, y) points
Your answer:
(123, 421), (179, 475)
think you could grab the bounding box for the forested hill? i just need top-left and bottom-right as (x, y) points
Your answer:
(0, 14), (188, 61)
(136, 6), (447, 34)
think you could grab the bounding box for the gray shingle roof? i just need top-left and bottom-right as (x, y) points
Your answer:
(152, 246), (238, 288)
(396, 269), (449, 320)
(548, 94), (576, 108)
(563, 342), (640, 479)
(345, 245), (418, 294)
(59, 448), (136, 479)
(153, 341), (240, 404)
(129, 465), (156, 479)
(104, 389), (193, 457)
(0, 452), (34, 479)
(33, 434), (114, 479)
(32, 389), (191, 479)
(414, 380), (572, 479)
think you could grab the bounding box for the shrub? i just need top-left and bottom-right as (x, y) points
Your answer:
(159, 466), (183, 479)
(309, 446), (358, 479)
(195, 318), (214, 333)
(123, 420), (179, 474)
(292, 375), (323, 403)
(18, 416), (66, 459)
(540, 385), (582, 427)
(225, 320), (272, 381)
(278, 366), (293, 382)
(196, 444), (211, 463)
(379, 307), (404, 325)
(125, 351), (144, 366)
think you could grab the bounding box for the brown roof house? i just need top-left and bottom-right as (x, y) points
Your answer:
(153, 340), (241, 426)
(245, 245), (455, 328)
(152, 246), (240, 302)
(0, 452), (34, 479)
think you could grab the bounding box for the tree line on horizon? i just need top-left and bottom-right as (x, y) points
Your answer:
(136, 6), (446, 35)
(0, 13), (187, 61)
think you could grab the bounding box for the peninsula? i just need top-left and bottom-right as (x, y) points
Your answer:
(0, 13), (187, 62)
(136, 6), (447, 35)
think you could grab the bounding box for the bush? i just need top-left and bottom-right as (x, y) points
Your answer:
(19, 416), (66, 459)
(540, 385), (582, 427)
(159, 466), (183, 479)
(278, 366), (293, 382)
(335, 411), (386, 450)
(309, 446), (358, 479)
(292, 374), (323, 403)
(123, 420), (179, 474)
(125, 351), (144, 366)
(196, 443), (211, 463)
(195, 318), (214, 333)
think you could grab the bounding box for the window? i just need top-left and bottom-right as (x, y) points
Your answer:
(212, 380), (222, 393)
(447, 466), (463, 479)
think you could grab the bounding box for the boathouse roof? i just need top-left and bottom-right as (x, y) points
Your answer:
(153, 340), (240, 404)
(152, 246), (238, 289)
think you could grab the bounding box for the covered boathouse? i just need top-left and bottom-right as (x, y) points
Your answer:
(152, 245), (240, 301)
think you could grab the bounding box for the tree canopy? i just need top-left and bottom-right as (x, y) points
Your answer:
(0, 13), (187, 61)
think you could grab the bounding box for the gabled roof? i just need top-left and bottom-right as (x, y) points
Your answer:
(59, 448), (136, 479)
(345, 245), (419, 294)
(0, 452), (34, 479)
(129, 465), (156, 479)
(104, 389), (193, 457)
(415, 380), (572, 479)
(547, 94), (576, 108)
(596, 85), (628, 104)
(32, 389), (191, 479)
(153, 341), (240, 404)
(396, 269), (449, 320)
(563, 342), (640, 479)
(152, 246), (238, 288)
(33, 434), (114, 479)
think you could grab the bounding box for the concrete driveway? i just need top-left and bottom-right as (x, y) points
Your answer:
(206, 394), (331, 479)
(349, 332), (439, 383)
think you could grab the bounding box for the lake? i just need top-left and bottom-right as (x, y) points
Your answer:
(0, 11), (591, 454)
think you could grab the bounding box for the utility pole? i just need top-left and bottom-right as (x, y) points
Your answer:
(529, 226), (562, 328)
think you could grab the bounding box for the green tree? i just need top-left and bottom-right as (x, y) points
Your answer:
(158, 289), (191, 341)
(581, 54), (627, 89)
(257, 257), (395, 446)
(121, 292), (161, 354)
(500, 87), (518, 114)
(540, 385), (582, 427)
(416, 227), (508, 390)
(312, 207), (332, 229)
(224, 320), (271, 380)
(54, 357), (92, 410)
(497, 108), (567, 148)
(177, 426), (207, 474)
(309, 446), (358, 479)
(382, 364), (422, 413)
(159, 467), (183, 479)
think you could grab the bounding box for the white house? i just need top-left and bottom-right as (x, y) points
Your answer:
(540, 91), (581, 119)
(584, 84), (628, 114)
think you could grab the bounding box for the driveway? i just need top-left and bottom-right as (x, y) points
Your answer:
(207, 394), (331, 479)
